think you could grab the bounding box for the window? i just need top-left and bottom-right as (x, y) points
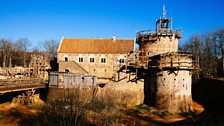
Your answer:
(65, 57), (68, 61)
(101, 58), (106, 63)
(79, 57), (83, 62)
(90, 58), (94, 63)
(119, 59), (125, 63)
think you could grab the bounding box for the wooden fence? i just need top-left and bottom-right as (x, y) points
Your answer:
(49, 72), (97, 88)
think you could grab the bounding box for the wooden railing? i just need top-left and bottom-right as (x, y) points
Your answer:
(0, 78), (45, 94)
(125, 51), (197, 70)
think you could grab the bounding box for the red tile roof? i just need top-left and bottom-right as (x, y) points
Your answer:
(58, 38), (134, 54)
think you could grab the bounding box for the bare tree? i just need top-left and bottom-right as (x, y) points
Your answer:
(0, 39), (13, 67)
(15, 38), (31, 67)
(42, 40), (59, 60)
(181, 28), (224, 78)
(215, 28), (224, 76)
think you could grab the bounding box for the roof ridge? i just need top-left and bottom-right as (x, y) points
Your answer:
(63, 38), (133, 40)
(58, 38), (134, 53)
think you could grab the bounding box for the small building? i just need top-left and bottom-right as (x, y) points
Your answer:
(57, 37), (134, 78)
(49, 72), (97, 88)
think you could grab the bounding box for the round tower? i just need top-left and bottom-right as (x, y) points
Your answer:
(145, 52), (195, 113)
(141, 6), (195, 114)
(136, 6), (181, 59)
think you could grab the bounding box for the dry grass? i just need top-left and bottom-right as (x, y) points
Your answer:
(20, 88), (128, 126)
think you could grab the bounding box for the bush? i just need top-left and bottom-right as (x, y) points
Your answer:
(20, 88), (123, 126)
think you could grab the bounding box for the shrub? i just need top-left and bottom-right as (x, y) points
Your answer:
(20, 87), (123, 126)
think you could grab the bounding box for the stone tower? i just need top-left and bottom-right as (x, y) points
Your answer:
(145, 52), (194, 113)
(136, 6), (181, 59)
(137, 6), (195, 113)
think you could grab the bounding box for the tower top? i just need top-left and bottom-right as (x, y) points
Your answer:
(162, 5), (166, 18)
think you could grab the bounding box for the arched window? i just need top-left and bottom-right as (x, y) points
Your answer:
(65, 57), (68, 61)
(64, 55), (69, 61)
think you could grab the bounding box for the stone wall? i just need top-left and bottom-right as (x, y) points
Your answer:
(58, 61), (88, 74)
(145, 53), (194, 113)
(139, 35), (178, 57)
(145, 69), (193, 113)
(58, 53), (127, 78)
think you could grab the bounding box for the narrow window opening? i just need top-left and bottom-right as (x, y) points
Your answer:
(101, 58), (106, 63)
(79, 57), (83, 62)
(65, 57), (68, 61)
(90, 58), (94, 63)
(119, 59), (125, 63)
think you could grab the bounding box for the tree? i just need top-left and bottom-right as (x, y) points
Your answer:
(0, 39), (13, 67)
(14, 38), (31, 67)
(42, 40), (59, 60)
(215, 28), (224, 76)
(180, 28), (224, 78)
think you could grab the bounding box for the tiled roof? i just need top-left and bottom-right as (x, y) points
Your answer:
(58, 38), (134, 54)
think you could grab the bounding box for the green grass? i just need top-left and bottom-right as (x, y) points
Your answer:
(126, 104), (153, 115)
(135, 104), (152, 114)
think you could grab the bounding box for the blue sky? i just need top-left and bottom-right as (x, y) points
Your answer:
(0, 0), (224, 48)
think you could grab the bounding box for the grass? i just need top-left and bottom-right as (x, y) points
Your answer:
(0, 113), (3, 120)
(19, 88), (125, 126)
(125, 104), (155, 115)
(135, 104), (152, 114)
(179, 111), (197, 118)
